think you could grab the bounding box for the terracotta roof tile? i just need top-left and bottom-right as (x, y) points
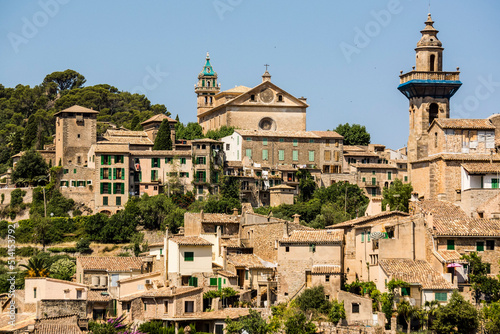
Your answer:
(312, 265), (341, 274)
(416, 153), (500, 163)
(54, 105), (99, 116)
(164, 308), (252, 320)
(87, 290), (112, 302)
(118, 271), (162, 283)
(35, 323), (82, 334)
(227, 254), (270, 269)
(129, 150), (191, 156)
(281, 230), (343, 244)
(353, 163), (398, 169)
(216, 270), (238, 278)
(120, 286), (201, 302)
(94, 143), (130, 153)
(311, 131), (343, 139)
(141, 114), (177, 125)
(77, 257), (143, 272)
(434, 118), (495, 129)
(436, 250), (467, 264)
(102, 130), (153, 145)
(170, 236), (213, 246)
(379, 259), (454, 290)
(462, 162), (500, 174)
(236, 130), (320, 139)
(200, 213), (240, 223)
(327, 211), (410, 229)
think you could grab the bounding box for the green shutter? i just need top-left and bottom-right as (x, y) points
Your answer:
(477, 242), (484, 252)
(263, 138), (268, 146)
(246, 149), (252, 159)
(101, 155), (104, 165)
(210, 278), (217, 286)
(447, 240), (455, 250)
(262, 149), (268, 160)
(309, 151), (315, 161)
(435, 292), (447, 301)
(108, 156), (112, 165)
(100, 168), (103, 180)
(293, 139), (298, 147)
(151, 158), (154, 168)
(361, 232), (365, 243)
(121, 183), (124, 194)
(292, 150), (298, 161)
(279, 150), (284, 161)
(158, 158), (161, 168)
(151, 170), (154, 181)
(139, 171), (142, 182)
(113, 168), (116, 180)
(100, 183), (104, 194)
(218, 277), (222, 290)
(185, 252), (194, 261)
(121, 168), (125, 180)
(245, 270), (249, 280)
(388, 171), (392, 180)
(113, 183), (116, 194)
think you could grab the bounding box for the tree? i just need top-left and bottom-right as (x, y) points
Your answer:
(225, 309), (275, 334)
(20, 255), (50, 277)
(432, 291), (479, 334)
(76, 237), (92, 254)
(11, 150), (48, 185)
(153, 119), (173, 150)
(23, 114), (38, 149)
(43, 69), (86, 91)
(328, 300), (346, 324)
(314, 181), (369, 221)
(50, 258), (76, 281)
(484, 301), (500, 334)
(296, 169), (317, 202)
(296, 286), (330, 313)
(461, 252), (500, 303)
(334, 123), (370, 146)
(220, 175), (240, 201)
(32, 215), (50, 249)
(176, 122), (204, 140)
(205, 125), (235, 140)
(284, 310), (316, 334)
(381, 179), (413, 212)
(397, 300), (419, 334)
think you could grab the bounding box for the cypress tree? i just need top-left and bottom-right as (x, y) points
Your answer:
(153, 119), (172, 150)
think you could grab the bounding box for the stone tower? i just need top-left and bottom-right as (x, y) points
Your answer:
(195, 52), (220, 115)
(398, 14), (462, 163)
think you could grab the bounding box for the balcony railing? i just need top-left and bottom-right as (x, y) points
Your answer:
(194, 177), (207, 183)
(364, 181), (380, 187)
(399, 71), (460, 84)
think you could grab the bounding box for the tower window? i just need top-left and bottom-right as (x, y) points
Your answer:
(430, 54), (436, 72)
(204, 96), (208, 104)
(435, 132), (438, 148)
(429, 103), (439, 125)
(209, 97), (213, 104)
(278, 94), (283, 102)
(207, 81), (211, 87)
(250, 94), (255, 101)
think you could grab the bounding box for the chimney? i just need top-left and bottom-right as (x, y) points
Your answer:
(233, 207), (238, 216)
(426, 213), (433, 230)
(223, 247), (227, 271)
(293, 214), (300, 224)
(283, 220), (289, 238)
(200, 209), (204, 221)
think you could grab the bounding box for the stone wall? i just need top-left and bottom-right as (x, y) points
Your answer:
(461, 188), (500, 218)
(37, 299), (87, 319)
(337, 291), (374, 326)
(0, 187), (33, 206)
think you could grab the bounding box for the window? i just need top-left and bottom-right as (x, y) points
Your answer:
(245, 270), (249, 280)
(263, 138), (268, 146)
(487, 240), (495, 250)
(278, 94), (283, 102)
(352, 303), (359, 313)
(210, 278), (217, 286)
(165, 157), (172, 164)
(151, 158), (160, 168)
(285, 246), (289, 252)
(115, 168), (125, 180)
(278, 150), (285, 161)
(73, 168), (77, 174)
(115, 155), (124, 164)
(185, 301), (194, 313)
(250, 94), (255, 101)
(116, 197), (121, 206)
(435, 292), (447, 302)
(402, 287), (410, 296)
(100, 183), (111, 194)
(215, 324), (224, 334)
(33, 288), (37, 299)
(324, 151), (331, 161)
(184, 252), (194, 261)
(309, 139), (315, 143)
(63, 169), (68, 174)
(103, 197), (108, 206)
(325, 275), (330, 282)
(477, 241), (485, 252)
(493, 179), (499, 189)
(309, 244), (316, 253)
(361, 232), (365, 243)
(77, 156), (81, 164)
(447, 240), (455, 250)
(196, 156), (206, 165)
(308, 151), (315, 162)
(180, 157), (186, 164)
(388, 171), (392, 180)
(404, 176), (408, 182)
(293, 139), (298, 147)
(102, 155), (111, 165)
(246, 149), (252, 159)
(164, 301), (169, 314)
(262, 149), (268, 160)
(292, 150), (298, 161)
(246, 137), (252, 142)
(188, 276), (198, 287)
(151, 170), (159, 181)
(279, 138), (284, 143)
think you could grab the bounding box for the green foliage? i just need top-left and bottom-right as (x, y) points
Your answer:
(381, 179), (413, 212)
(296, 286), (330, 313)
(49, 258), (76, 281)
(20, 254), (50, 277)
(89, 314), (145, 334)
(205, 125), (235, 140)
(43, 69), (86, 91)
(461, 252), (500, 302)
(334, 123), (370, 146)
(76, 237), (92, 254)
(10, 189), (26, 207)
(309, 202), (351, 229)
(432, 291), (479, 334)
(225, 309), (275, 334)
(386, 278), (409, 293)
(397, 300), (419, 333)
(135, 194), (184, 232)
(296, 169), (316, 202)
(203, 287), (238, 300)
(175, 122), (204, 140)
(171, 191), (195, 209)
(484, 301), (500, 334)
(220, 175), (240, 201)
(153, 119), (173, 150)
(284, 310), (316, 334)
(138, 320), (176, 334)
(328, 300), (346, 324)
(203, 197), (241, 215)
(11, 150), (48, 185)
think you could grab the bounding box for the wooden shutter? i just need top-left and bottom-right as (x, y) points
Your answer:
(121, 184), (125, 194)
(100, 168), (103, 180)
(100, 183), (104, 194)
(121, 168), (125, 180)
(113, 168), (116, 180)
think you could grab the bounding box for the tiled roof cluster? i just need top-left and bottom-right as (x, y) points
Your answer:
(379, 259), (454, 290)
(120, 286), (202, 302)
(434, 118), (495, 129)
(201, 213), (240, 223)
(461, 162), (500, 174)
(227, 254), (269, 269)
(102, 130), (153, 145)
(54, 105), (98, 115)
(77, 257), (143, 272)
(170, 236), (213, 246)
(327, 211), (409, 229)
(310, 131), (343, 139)
(416, 153), (500, 163)
(129, 149), (191, 156)
(87, 290), (112, 302)
(412, 200), (500, 236)
(436, 250), (467, 264)
(281, 230), (343, 244)
(34, 323), (82, 334)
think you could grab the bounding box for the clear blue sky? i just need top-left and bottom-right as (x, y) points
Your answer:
(1, 1), (500, 148)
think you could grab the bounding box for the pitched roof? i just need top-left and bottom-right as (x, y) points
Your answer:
(141, 114), (177, 125)
(94, 143), (131, 153)
(312, 265), (341, 274)
(280, 230), (343, 244)
(353, 163), (399, 169)
(379, 259), (454, 290)
(102, 130), (153, 145)
(53, 105), (99, 116)
(411, 200), (500, 236)
(77, 257), (143, 272)
(163, 308), (252, 320)
(433, 118), (495, 130)
(170, 236), (213, 246)
(327, 211), (410, 229)
(220, 86), (251, 94)
(119, 286), (201, 302)
(436, 250), (467, 264)
(311, 131), (343, 139)
(118, 271), (162, 283)
(199, 213), (240, 223)
(462, 162), (500, 174)
(416, 153), (500, 163)
(129, 149), (191, 157)
(227, 254), (270, 269)
(87, 290), (112, 302)
(216, 270), (238, 278)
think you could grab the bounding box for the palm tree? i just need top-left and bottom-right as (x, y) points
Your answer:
(397, 300), (419, 334)
(20, 256), (50, 277)
(424, 300), (439, 330)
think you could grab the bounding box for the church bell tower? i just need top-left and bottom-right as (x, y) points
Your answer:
(195, 52), (220, 115)
(398, 14), (462, 162)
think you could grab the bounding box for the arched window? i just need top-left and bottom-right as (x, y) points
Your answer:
(209, 97), (213, 104)
(429, 103), (439, 125)
(204, 96), (208, 104)
(207, 81), (211, 87)
(430, 54), (436, 72)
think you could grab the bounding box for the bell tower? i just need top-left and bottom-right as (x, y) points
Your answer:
(195, 52), (220, 115)
(398, 14), (462, 163)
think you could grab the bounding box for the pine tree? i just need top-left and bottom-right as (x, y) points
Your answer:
(153, 119), (172, 150)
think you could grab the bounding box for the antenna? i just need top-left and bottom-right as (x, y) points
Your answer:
(428, 0), (431, 13)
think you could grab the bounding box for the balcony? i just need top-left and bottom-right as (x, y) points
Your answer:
(194, 177), (207, 183)
(399, 71), (460, 84)
(364, 181), (380, 187)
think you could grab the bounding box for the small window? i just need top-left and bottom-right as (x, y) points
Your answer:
(116, 196), (121, 206)
(308, 151), (315, 162)
(325, 275), (330, 282)
(486, 240), (495, 250)
(184, 252), (194, 261)
(164, 301), (169, 313)
(185, 301), (194, 313)
(293, 139), (298, 146)
(447, 240), (455, 250)
(278, 94), (283, 102)
(33, 287), (37, 299)
(250, 94), (255, 101)
(285, 246), (289, 253)
(103, 197), (108, 206)
(435, 292), (447, 302)
(77, 134), (81, 138)
(477, 241), (485, 252)
(209, 278), (217, 286)
(309, 139), (314, 143)
(402, 287), (410, 296)
(352, 303), (359, 313)
(279, 138), (284, 143)
(309, 244), (316, 253)
(278, 150), (285, 161)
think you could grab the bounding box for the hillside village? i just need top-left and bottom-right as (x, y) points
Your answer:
(1, 13), (500, 334)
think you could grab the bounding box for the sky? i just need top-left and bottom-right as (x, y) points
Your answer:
(1, 0), (500, 148)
